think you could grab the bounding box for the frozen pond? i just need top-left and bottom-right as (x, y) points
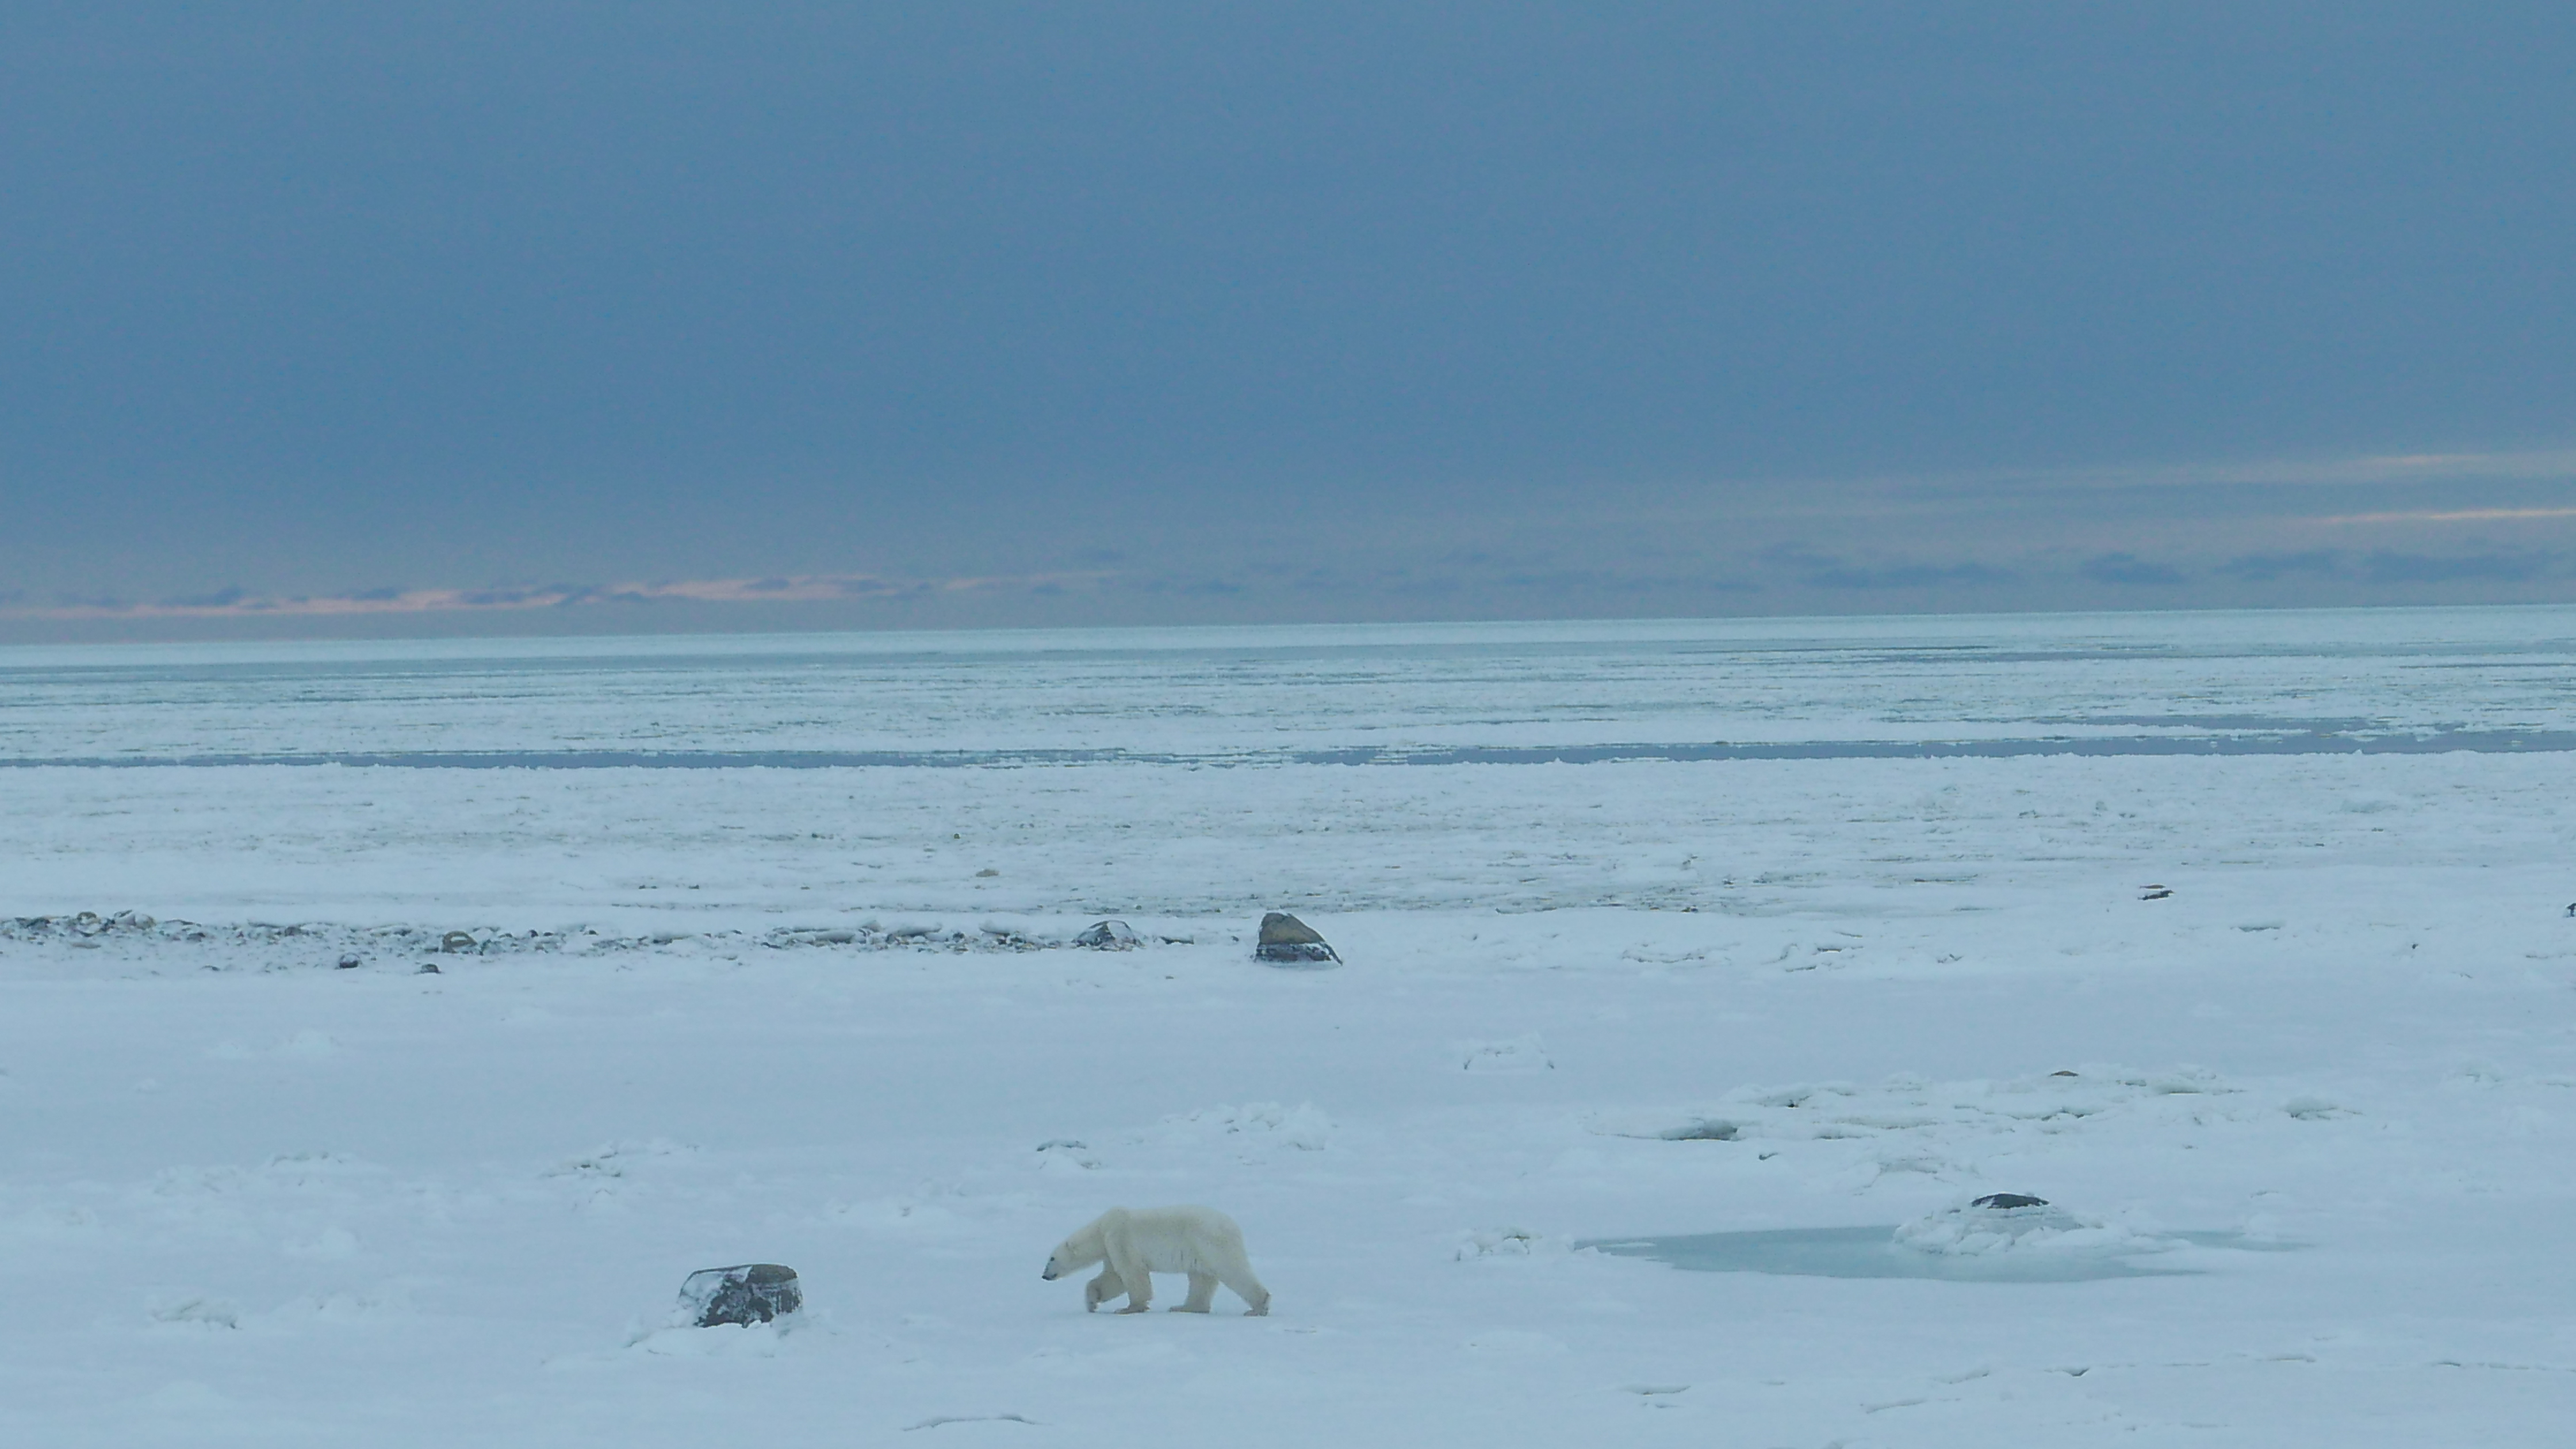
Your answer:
(1582, 1226), (2299, 1283)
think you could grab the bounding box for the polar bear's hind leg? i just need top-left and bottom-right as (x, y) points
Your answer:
(1195, 1217), (1270, 1316)
(1216, 1260), (1269, 1316)
(1173, 1271), (1217, 1312)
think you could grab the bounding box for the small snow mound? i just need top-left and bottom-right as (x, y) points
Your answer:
(1158, 1101), (1333, 1151)
(280, 1029), (339, 1059)
(1458, 1034), (1552, 1073)
(1732, 1082), (1856, 1109)
(1454, 1227), (1563, 1260)
(1033, 1138), (1098, 1170)
(628, 1316), (801, 1357)
(1073, 919), (1141, 950)
(2283, 1095), (2353, 1120)
(148, 1296), (239, 1329)
(1895, 1197), (2174, 1259)
(546, 1138), (689, 1180)
(283, 1226), (360, 1259)
(2119, 1065), (2233, 1096)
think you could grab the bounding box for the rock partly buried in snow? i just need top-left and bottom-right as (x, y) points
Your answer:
(439, 931), (476, 953)
(1075, 919), (1142, 950)
(1897, 1194), (2174, 1261)
(336, 953), (363, 969)
(1255, 912), (1339, 965)
(679, 1263), (802, 1327)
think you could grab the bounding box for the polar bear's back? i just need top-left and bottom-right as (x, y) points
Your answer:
(1114, 1204), (1247, 1265)
(1122, 1204), (1241, 1236)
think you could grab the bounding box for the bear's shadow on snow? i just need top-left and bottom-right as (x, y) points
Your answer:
(1578, 1228), (2298, 1283)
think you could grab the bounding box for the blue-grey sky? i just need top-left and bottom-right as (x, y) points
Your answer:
(4, 2), (2573, 639)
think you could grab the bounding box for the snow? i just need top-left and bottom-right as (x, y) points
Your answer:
(6, 607), (2576, 1444)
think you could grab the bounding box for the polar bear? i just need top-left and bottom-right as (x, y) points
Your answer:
(1042, 1205), (1270, 1316)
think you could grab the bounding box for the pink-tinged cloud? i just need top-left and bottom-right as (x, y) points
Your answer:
(2320, 507), (2576, 526)
(2, 571), (1114, 621)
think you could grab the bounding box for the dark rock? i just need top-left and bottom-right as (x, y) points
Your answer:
(680, 1263), (802, 1327)
(1074, 919), (1141, 950)
(416, 961), (441, 975)
(336, 953), (363, 969)
(1255, 912), (1339, 965)
(1970, 1193), (2049, 1210)
(440, 931), (476, 953)
(2049, 1070), (2079, 1078)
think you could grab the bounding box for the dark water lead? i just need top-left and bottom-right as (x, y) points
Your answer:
(1578, 1228), (2298, 1283)
(6, 727), (2576, 770)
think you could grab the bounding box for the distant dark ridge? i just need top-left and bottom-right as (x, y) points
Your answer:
(6, 729), (2574, 769)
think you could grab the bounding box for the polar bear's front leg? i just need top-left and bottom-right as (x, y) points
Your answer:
(1104, 1241), (1153, 1313)
(1083, 1268), (1125, 1313)
(1172, 1271), (1217, 1312)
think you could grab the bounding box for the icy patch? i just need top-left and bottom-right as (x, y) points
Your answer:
(1585, 1224), (2190, 1283)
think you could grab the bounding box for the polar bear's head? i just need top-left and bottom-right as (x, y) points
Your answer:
(1041, 1217), (1108, 1280)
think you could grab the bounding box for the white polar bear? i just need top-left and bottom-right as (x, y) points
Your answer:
(1042, 1205), (1270, 1316)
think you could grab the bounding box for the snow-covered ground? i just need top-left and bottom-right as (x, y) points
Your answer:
(6, 608), (2576, 1446)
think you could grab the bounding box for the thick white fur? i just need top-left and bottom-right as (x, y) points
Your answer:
(1041, 1205), (1270, 1316)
